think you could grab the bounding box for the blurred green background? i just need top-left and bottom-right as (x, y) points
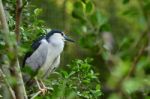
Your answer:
(1, 0), (150, 98)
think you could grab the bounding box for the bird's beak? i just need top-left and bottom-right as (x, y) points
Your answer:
(64, 35), (75, 42)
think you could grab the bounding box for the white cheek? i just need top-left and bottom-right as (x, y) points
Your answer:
(50, 37), (64, 46)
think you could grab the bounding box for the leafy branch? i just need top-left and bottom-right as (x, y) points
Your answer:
(0, 0), (27, 98)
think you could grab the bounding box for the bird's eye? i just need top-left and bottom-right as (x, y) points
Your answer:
(61, 32), (64, 36)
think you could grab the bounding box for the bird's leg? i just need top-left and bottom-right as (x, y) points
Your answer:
(39, 80), (46, 88)
(39, 80), (48, 93)
(34, 78), (47, 95)
(35, 78), (41, 89)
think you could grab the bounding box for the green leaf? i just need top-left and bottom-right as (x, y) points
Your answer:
(96, 12), (107, 26)
(122, 8), (139, 16)
(82, 79), (90, 84)
(72, 1), (85, 21)
(144, 2), (150, 12)
(122, 78), (143, 94)
(79, 34), (96, 48)
(123, 0), (130, 4)
(96, 84), (101, 90)
(61, 70), (69, 78)
(34, 8), (43, 16)
(74, 1), (83, 9)
(72, 2), (85, 22)
(81, 0), (89, 3)
(86, 1), (94, 14)
(90, 11), (107, 27)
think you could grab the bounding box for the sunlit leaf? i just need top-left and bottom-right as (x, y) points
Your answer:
(72, 1), (85, 21)
(86, 1), (94, 14)
(34, 8), (43, 16)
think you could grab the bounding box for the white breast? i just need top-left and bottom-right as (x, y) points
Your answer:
(38, 40), (64, 77)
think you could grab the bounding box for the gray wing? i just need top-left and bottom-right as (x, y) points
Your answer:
(43, 55), (60, 78)
(25, 39), (48, 71)
(52, 55), (60, 71)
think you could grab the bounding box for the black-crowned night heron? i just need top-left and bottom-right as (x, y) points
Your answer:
(22, 30), (74, 93)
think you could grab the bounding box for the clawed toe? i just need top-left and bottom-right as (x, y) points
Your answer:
(35, 78), (48, 95)
(39, 87), (47, 95)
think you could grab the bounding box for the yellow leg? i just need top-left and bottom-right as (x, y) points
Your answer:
(35, 78), (41, 89)
(40, 80), (47, 93)
(34, 78), (47, 95)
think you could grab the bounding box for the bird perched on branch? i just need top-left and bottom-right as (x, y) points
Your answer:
(22, 30), (74, 93)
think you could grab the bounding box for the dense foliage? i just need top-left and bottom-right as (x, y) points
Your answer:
(32, 58), (101, 99)
(0, 0), (150, 99)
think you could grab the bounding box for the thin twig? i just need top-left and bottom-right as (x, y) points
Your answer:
(0, 0), (12, 50)
(124, 0), (150, 78)
(0, 69), (16, 99)
(15, 0), (23, 42)
(20, 0), (28, 10)
(0, 0), (16, 98)
(30, 91), (42, 99)
(1, 0), (28, 98)
(11, 58), (28, 99)
(15, 0), (31, 42)
(126, 31), (147, 78)
(138, 0), (150, 56)
(13, 0), (28, 98)
(115, 32), (147, 90)
(126, 45), (146, 78)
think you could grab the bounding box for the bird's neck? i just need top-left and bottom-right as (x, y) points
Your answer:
(49, 38), (64, 53)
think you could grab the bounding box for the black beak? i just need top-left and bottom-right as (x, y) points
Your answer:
(64, 35), (75, 42)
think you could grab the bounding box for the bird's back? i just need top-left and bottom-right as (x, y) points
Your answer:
(22, 39), (49, 83)
(25, 39), (49, 71)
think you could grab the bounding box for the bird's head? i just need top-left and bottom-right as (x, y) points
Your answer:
(46, 30), (74, 45)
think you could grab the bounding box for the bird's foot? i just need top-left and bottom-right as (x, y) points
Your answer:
(39, 86), (54, 95)
(35, 78), (48, 95)
(35, 78), (54, 95)
(39, 80), (49, 95)
(39, 87), (47, 95)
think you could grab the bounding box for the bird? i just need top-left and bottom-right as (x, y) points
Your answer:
(22, 29), (74, 93)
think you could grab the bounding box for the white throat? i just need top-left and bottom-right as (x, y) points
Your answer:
(48, 33), (65, 52)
